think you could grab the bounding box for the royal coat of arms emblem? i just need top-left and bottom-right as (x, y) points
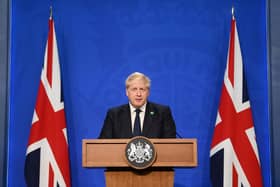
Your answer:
(125, 136), (156, 169)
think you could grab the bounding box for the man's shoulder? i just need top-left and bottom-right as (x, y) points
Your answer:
(147, 102), (170, 110)
(107, 104), (129, 112)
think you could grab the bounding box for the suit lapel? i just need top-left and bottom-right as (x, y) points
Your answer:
(142, 102), (155, 136)
(121, 104), (133, 138)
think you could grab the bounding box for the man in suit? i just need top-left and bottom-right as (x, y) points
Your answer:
(99, 72), (176, 139)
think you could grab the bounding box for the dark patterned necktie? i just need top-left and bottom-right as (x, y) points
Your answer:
(133, 109), (141, 136)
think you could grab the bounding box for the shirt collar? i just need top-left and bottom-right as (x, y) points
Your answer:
(129, 102), (146, 113)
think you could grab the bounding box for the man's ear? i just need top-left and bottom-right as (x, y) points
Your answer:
(126, 89), (128, 96)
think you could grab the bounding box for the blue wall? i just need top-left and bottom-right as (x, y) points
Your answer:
(9, 0), (270, 186)
(269, 0), (280, 186)
(0, 0), (9, 186)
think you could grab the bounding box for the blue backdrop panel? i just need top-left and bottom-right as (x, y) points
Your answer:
(9, 0), (270, 186)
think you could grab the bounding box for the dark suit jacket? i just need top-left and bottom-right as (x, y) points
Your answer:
(99, 102), (176, 139)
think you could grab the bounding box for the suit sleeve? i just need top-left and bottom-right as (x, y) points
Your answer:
(162, 106), (176, 138)
(98, 110), (113, 139)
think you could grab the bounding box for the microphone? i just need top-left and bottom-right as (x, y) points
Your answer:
(176, 131), (183, 139)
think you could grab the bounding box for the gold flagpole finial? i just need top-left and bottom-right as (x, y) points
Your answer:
(49, 6), (53, 19)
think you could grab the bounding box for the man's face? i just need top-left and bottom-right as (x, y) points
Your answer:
(126, 78), (150, 108)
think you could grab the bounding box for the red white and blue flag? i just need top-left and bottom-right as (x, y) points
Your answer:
(24, 16), (71, 187)
(210, 16), (263, 187)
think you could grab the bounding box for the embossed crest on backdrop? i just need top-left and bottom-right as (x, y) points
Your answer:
(125, 136), (156, 169)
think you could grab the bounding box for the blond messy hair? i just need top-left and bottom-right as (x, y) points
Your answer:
(125, 72), (151, 89)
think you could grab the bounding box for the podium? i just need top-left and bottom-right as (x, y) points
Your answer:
(82, 138), (197, 187)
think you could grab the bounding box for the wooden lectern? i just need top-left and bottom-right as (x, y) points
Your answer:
(82, 139), (197, 187)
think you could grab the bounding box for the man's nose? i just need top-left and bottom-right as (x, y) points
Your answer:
(136, 90), (142, 95)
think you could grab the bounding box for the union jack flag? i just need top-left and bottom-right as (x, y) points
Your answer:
(24, 16), (71, 187)
(210, 16), (263, 187)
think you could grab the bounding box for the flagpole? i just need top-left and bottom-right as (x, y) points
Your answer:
(49, 6), (53, 19)
(232, 6), (235, 20)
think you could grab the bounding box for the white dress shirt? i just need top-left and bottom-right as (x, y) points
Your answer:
(129, 103), (146, 133)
